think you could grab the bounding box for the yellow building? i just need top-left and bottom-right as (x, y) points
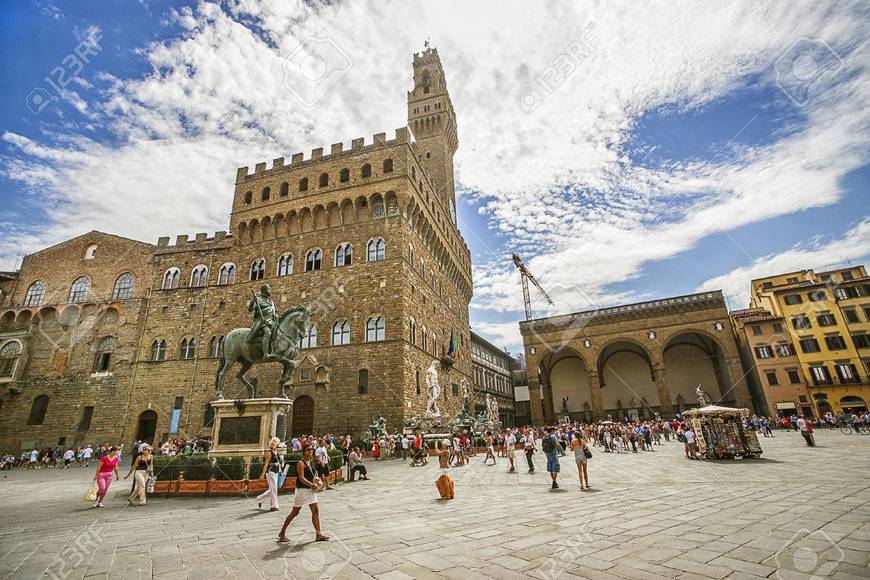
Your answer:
(750, 266), (870, 416)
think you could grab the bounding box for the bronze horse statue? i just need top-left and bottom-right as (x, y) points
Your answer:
(214, 305), (310, 399)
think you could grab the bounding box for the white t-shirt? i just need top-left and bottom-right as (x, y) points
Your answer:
(63, 450), (74, 460)
(82, 447), (93, 459)
(797, 418), (807, 431)
(505, 433), (517, 450)
(684, 430), (696, 444)
(30, 450), (38, 462)
(315, 446), (328, 466)
(524, 433), (536, 449)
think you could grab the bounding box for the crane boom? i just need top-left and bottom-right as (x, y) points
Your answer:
(512, 253), (554, 321)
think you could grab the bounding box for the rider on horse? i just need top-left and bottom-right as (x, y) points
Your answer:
(247, 284), (278, 362)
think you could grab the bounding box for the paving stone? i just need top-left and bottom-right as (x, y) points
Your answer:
(0, 433), (868, 580)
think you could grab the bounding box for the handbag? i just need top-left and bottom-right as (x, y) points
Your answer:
(276, 463), (290, 488)
(84, 480), (98, 502)
(583, 447), (592, 459)
(145, 475), (157, 494)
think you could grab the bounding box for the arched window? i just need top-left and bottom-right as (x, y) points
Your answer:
(24, 280), (46, 306)
(261, 186), (271, 201)
(299, 177), (309, 192)
(69, 276), (91, 303)
(361, 163), (372, 178)
(421, 327), (428, 352)
(189, 266), (208, 288)
(416, 368), (421, 395)
(92, 336), (116, 373)
(366, 316), (385, 342)
(0, 340), (22, 378)
(209, 336), (224, 358)
(383, 158), (393, 173)
(84, 244), (98, 259)
(335, 243), (352, 267)
(305, 249), (322, 272)
(112, 272), (135, 299)
(319, 173), (329, 187)
(340, 168), (350, 183)
(243, 191), (252, 204)
(419, 258), (425, 276)
(27, 394), (49, 426)
(409, 317), (416, 345)
(358, 369), (369, 395)
(218, 263), (236, 285)
(162, 268), (180, 290)
(249, 259), (265, 281)
(299, 325), (317, 349)
(150, 339), (166, 361)
(180, 338), (196, 360)
(280, 182), (289, 197)
(277, 253), (293, 276)
(408, 244), (414, 264)
(367, 238), (386, 262)
(332, 321), (351, 346)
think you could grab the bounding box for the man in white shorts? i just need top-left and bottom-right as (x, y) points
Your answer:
(505, 430), (517, 473)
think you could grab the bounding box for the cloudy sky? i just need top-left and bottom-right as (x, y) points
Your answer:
(1, 0), (868, 352)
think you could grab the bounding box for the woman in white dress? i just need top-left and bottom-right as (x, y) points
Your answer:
(277, 444), (329, 543)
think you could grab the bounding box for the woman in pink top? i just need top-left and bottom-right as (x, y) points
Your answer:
(92, 446), (120, 507)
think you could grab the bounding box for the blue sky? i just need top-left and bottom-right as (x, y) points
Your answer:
(1, 1), (868, 353)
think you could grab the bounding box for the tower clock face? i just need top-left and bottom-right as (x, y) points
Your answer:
(449, 198), (456, 225)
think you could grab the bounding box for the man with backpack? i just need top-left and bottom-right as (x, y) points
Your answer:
(542, 427), (561, 489)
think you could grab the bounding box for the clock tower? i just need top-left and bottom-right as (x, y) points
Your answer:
(407, 46), (458, 218)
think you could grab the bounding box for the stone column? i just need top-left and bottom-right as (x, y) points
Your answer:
(588, 371), (603, 420)
(653, 363), (673, 416)
(529, 379), (545, 425)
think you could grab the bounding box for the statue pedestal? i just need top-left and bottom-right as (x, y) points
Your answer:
(208, 398), (293, 458)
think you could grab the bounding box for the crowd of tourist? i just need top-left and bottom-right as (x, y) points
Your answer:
(1, 443), (121, 470)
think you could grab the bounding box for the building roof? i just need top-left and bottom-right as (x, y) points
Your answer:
(22, 230), (156, 260)
(731, 308), (782, 323)
(519, 290), (725, 330)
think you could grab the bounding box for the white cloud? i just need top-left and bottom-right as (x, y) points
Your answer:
(2, 0), (868, 345)
(697, 218), (870, 308)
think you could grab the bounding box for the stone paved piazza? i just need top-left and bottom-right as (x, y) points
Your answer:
(1, 431), (869, 580)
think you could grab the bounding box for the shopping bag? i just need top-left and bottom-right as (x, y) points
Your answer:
(145, 475), (156, 494)
(276, 464), (289, 488)
(84, 480), (98, 502)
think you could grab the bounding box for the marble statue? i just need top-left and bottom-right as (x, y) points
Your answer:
(214, 296), (310, 399)
(485, 394), (495, 423)
(426, 360), (441, 417)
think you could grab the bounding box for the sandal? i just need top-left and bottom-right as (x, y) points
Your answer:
(277, 535), (289, 543)
(315, 534), (330, 542)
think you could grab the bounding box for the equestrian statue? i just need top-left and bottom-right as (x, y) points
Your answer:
(214, 284), (310, 399)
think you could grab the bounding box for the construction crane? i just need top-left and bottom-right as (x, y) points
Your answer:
(512, 253), (554, 321)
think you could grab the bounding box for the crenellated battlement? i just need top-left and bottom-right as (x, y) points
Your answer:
(155, 230), (233, 251)
(236, 127), (411, 183)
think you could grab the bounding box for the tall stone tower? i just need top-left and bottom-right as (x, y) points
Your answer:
(407, 47), (459, 224)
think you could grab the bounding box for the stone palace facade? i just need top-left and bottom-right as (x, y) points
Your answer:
(0, 48), (473, 451)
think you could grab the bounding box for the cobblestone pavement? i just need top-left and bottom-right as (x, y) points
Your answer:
(1, 430), (869, 580)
